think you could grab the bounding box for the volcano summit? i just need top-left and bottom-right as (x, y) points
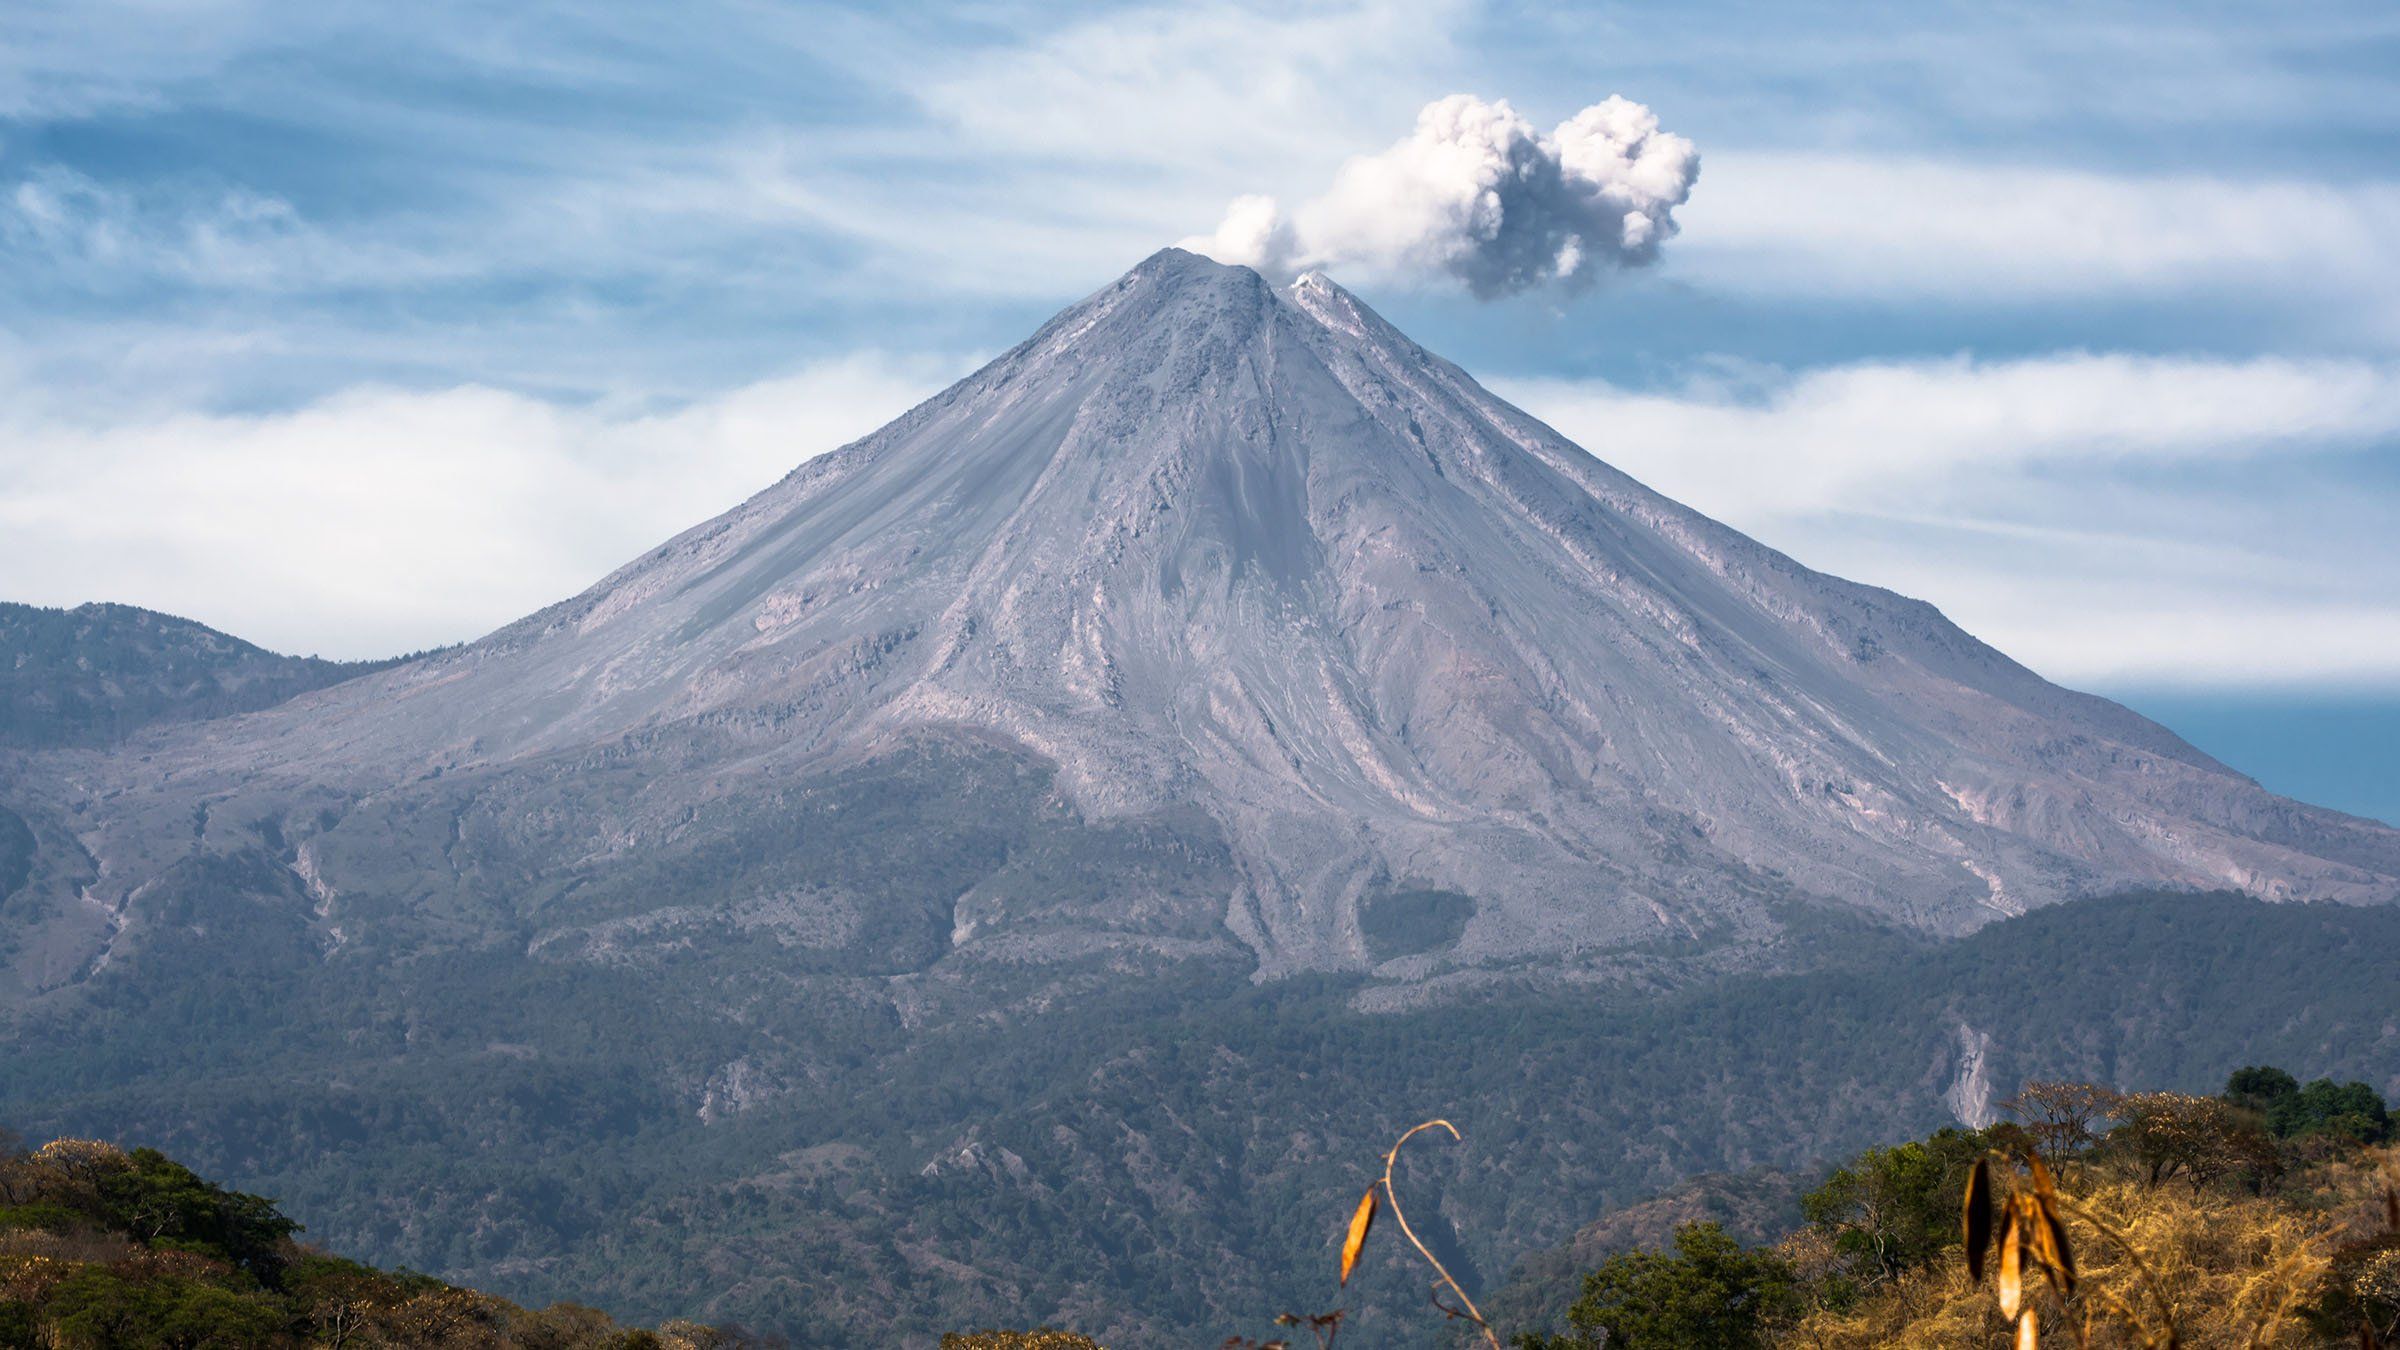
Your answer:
(4, 248), (2395, 1005)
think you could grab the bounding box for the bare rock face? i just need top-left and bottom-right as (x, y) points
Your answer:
(3, 249), (2395, 998)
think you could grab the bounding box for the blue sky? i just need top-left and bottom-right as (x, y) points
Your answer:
(1, 0), (2395, 819)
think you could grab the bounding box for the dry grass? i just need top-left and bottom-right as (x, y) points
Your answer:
(1788, 1146), (2400, 1348)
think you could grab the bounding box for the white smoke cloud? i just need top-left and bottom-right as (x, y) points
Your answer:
(1183, 94), (1698, 296)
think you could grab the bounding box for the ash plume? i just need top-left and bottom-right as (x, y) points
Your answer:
(1183, 94), (1699, 297)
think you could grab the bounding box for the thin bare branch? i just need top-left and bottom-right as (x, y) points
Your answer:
(1377, 1119), (1499, 1350)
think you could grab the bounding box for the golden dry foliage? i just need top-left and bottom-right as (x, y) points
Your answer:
(1787, 1145), (2400, 1349)
(0, 1252), (79, 1303)
(27, 1137), (128, 1186)
(938, 1331), (1106, 1349)
(2005, 1083), (2121, 1161)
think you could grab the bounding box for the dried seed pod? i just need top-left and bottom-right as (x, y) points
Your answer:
(1998, 1204), (2024, 1320)
(2028, 1152), (2057, 1200)
(2038, 1197), (2076, 1294)
(1964, 1156), (1994, 1281)
(1339, 1186), (1377, 1286)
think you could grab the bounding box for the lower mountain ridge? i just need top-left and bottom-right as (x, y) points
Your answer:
(0, 601), (399, 752)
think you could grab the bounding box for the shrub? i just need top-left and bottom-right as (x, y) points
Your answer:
(1800, 1126), (1994, 1287)
(1524, 1221), (1800, 1350)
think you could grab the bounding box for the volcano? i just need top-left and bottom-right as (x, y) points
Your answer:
(9, 248), (2400, 1347)
(4, 248), (2395, 1003)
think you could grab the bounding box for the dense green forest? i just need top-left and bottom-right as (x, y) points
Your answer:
(0, 1134), (758, 1347)
(4, 891), (2396, 1343)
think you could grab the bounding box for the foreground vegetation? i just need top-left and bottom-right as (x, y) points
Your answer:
(976, 1066), (2400, 1347)
(15, 1069), (2390, 1348)
(1503, 1065), (2397, 1348)
(0, 1135), (752, 1348)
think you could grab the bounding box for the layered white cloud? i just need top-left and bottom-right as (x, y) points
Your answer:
(0, 356), (955, 658)
(1496, 354), (2400, 687)
(1499, 354), (2400, 520)
(1185, 94), (1699, 295)
(10, 0), (2398, 335)
(1679, 154), (2400, 326)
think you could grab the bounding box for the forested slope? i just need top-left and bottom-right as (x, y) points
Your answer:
(4, 892), (2395, 1344)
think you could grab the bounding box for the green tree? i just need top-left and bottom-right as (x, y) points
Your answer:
(95, 1148), (299, 1276)
(43, 1268), (285, 1350)
(2224, 1065), (2299, 1114)
(2223, 1067), (2391, 1143)
(1521, 1221), (1799, 1350)
(2268, 1079), (2391, 1144)
(1799, 1127), (1990, 1286)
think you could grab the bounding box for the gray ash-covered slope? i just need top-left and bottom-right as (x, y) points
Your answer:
(4, 249), (2396, 1000)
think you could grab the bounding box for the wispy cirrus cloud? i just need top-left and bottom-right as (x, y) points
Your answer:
(8, 0), (2399, 357)
(0, 0), (306, 119)
(2, 166), (459, 294)
(915, 0), (1456, 173)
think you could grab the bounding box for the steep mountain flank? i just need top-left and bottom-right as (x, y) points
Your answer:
(3, 249), (2391, 1004)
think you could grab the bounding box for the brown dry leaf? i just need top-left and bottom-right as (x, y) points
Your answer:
(1339, 1186), (1377, 1286)
(2039, 1200), (2075, 1292)
(2026, 1214), (2057, 1286)
(1964, 1156), (1993, 1281)
(1998, 1206), (2024, 1319)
